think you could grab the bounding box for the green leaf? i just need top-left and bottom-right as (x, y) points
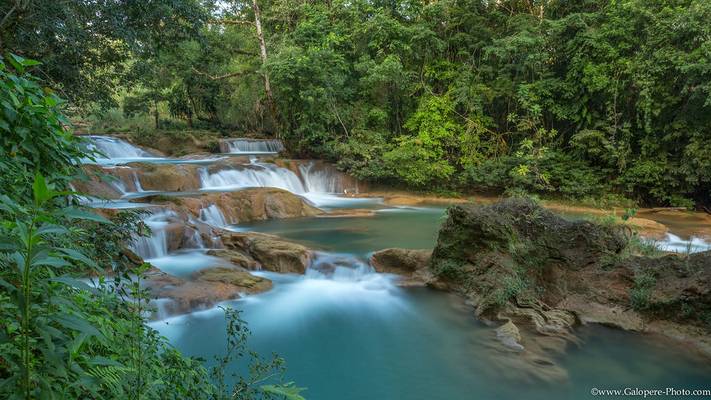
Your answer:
(33, 172), (52, 205)
(87, 356), (123, 367)
(60, 207), (111, 223)
(51, 314), (102, 338)
(59, 248), (98, 269)
(31, 253), (71, 268)
(261, 383), (307, 400)
(36, 223), (70, 236)
(51, 276), (95, 291)
(7, 54), (24, 74)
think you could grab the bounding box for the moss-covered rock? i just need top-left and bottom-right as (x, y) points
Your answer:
(430, 198), (628, 316)
(429, 197), (711, 359)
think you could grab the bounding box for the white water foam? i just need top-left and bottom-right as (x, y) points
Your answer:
(151, 252), (407, 325)
(199, 164), (306, 193)
(199, 161), (364, 208)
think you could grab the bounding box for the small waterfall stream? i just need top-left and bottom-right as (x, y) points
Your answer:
(221, 138), (284, 154)
(199, 164), (307, 193)
(130, 210), (176, 259)
(199, 204), (229, 227)
(199, 161), (348, 194)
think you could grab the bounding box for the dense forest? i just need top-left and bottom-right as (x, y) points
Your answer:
(4, 0), (710, 207)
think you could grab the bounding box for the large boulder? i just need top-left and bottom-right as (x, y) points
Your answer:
(430, 198), (628, 318)
(219, 231), (313, 273)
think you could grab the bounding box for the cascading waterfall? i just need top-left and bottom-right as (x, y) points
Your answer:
(85, 135), (157, 163)
(299, 162), (348, 193)
(199, 162), (347, 193)
(132, 171), (145, 192)
(199, 164), (307, 193)
(222, 138), (284, 154)
(130, 210), (176, 259)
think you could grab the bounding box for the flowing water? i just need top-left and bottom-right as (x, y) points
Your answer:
(221, 138), (285, 154)
(83, 135), (711, 399)
(152, 208), (711, 399)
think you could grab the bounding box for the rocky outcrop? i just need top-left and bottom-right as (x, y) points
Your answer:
(142, 187), (322, 226)
(369, 248), (434, 286)
(194, 266), (273, 293)
(144, 266), (272, 316)
(186, 188), (322, 223)
(427, 198), (711, 377)
(114, 132), (221, 157)
(128, 162), (202, 192)
(214, 231), (313, 274)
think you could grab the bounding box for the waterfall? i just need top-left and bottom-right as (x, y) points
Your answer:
(130, 210), (176, 259)
(299, 161), (344, 193)
(199, 164), (307, 193)
(109, 177), (128, 195)
(221, 138), (284, 154)
(132, 171), (145, 192)
(199, 204), (228, 227)
(657, 233), (711, 254)
(86, 135), (156, 162)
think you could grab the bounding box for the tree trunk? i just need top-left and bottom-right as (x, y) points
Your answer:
(153, 99), (159, 129)
(252, 0), (278, 135)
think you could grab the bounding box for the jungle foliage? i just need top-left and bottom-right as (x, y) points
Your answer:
(2, 0), (710, 206)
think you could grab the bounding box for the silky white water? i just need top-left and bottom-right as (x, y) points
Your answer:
(657, 233), (711, 253)
(129, 210), (176, 259)
(198, 161), (361, 207)
(85, 135), (163, 164)
(199, 204), (229, 227)
(223, 138), (284, 154)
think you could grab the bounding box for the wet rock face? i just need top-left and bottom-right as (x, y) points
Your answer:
(627, 251), (711, 327)
(194, 266), (273, 293)
(370, 248), (432, 274)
